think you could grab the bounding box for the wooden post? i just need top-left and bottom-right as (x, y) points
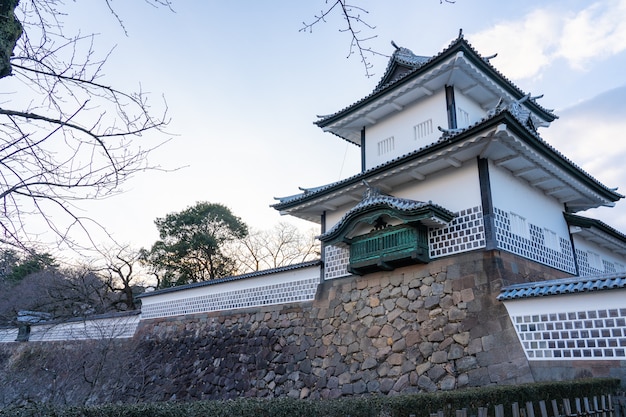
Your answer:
(495, 404), (505, 417)
(539, 400), (548, 417)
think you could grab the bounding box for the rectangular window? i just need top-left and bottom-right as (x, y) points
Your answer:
(543, 228), (560, 251)
(510, 212), (529, 239)
(456, 108), (470, 128)
(588, 251), (603, 271)
(414, 119), (433, 140)
(377, 136), (395, 156)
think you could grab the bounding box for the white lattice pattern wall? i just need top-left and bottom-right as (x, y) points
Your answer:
(324, 245), (351, 280)
(503, 290), (626, 361)
(494, 207), (576, 274)
(0, 328), (17, 342)
(429, 206), (485, 258)
(141, 276), (320, 319)
(28, 315), (140, 342)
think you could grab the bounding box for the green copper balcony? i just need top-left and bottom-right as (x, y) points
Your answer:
(348, 224), (429, 275)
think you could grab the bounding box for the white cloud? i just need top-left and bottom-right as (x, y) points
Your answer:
(469, 0), (626, 80)
(558, 0), (626, 69)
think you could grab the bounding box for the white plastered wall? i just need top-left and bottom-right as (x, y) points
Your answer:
(140, 265), (321, 319)
(571, 235), (626, 274)
(453, 88), (488, 129)
(324, 161), (482, 233)
(502, 289), (626, 360)
(489, 160), (570, 237)
(365, 90), (447, 169)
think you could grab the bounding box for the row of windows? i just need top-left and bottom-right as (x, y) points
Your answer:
(375, 106), (471, 158)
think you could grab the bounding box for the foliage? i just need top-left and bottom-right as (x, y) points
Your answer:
(142, 202), (248, 287)
(0, 249), (56, 282)
(0, 378), (619, 416)
(0, 0), (171, 251)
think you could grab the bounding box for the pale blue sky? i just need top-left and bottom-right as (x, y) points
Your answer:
(24, 1), (626, 253)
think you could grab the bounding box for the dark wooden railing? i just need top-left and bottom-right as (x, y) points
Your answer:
(349, 224), (428, 274)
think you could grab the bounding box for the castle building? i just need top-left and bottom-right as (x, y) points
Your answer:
(138, 32), (626, 391)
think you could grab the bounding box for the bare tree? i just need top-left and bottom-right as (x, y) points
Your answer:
(301, 1), (455, 77)
(227, 222), (320, 273)
(92, 245), (150, 311)
(0, 267), (116, 325)
(0, 1), (172, 251)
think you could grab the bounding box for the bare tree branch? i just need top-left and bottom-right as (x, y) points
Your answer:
(0, 1), (172, 252)
(302, 1), (455, 77)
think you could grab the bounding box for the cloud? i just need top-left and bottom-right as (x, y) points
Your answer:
(542, 85), (626, 229)
(469, 1), (626, 80)
(558, 1), (626, 69)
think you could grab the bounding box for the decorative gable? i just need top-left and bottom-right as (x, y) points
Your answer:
(318, 184), (455, 275)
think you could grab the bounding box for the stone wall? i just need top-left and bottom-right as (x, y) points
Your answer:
(130, 250), (568, 401)
(2, 249), (622, 406)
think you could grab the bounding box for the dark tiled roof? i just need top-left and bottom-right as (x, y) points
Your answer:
(497, 273), (626, 300)
(564, 212), (626, 244)
(315, 34), (557, 130)
(138, 260), (322, 298)
(273, 108), (622, 209)
(319, 190), (454, 242)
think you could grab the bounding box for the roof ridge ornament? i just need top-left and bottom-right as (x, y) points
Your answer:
(437, 125), (464, 138)
(362, 179), (386, 199)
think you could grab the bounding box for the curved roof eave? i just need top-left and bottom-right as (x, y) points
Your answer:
(274, 110), (621, 215)
(497, 273), (626, 300)
(315, 36), (557, 136)
(318, 195), (455, 244)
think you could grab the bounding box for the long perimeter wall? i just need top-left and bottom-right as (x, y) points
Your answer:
(0, 250), (624, 406)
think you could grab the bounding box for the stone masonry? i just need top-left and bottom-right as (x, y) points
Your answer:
(131, 250), (568, 401)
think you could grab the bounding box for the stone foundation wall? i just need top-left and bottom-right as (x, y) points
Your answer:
(131, 250), (570, 401)
(2, 250), (622, 406)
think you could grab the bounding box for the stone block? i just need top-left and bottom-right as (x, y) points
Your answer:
(460, 288), (475, 302)
(405, 330), (421, 347)
(366, 325), (382, 338)
(466, 338), (483, 354)
(448, 343), (464, 360)
(431, 350), (447, 364)
(424, 295), (441, 309)
(440, 375), (456, 391)
(392, 374), (409, 392)
(396, 297), (410, 309)
(419, 341), (434, 358)
(362, 357), (378, 370)
(417, 375), (437, 392)
(452, 331), (470, 346)
(380, 378), (395, 393)
(388, 353), (404, 365)
(467, 367), (491, 387)
(455, 355), (477, 372)
(416, 361), (431, 375)
(392, 338), (406, 353)
(427, 330), (444, 342)
(427, 364), (446, 382)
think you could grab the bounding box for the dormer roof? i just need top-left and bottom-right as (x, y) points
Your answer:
(315, 33), (557, 145)
(318, 185), (455, 246)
